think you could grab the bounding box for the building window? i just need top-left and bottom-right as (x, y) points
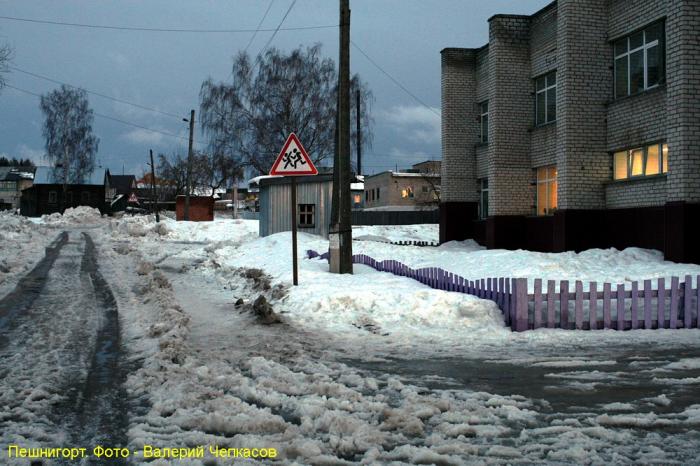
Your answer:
(365, 190), (368, 202)
(376, 187), (380, 200)
(614, 22), (664, 98)
(535, 71), (556, 126)
(81, 191), (91, 204)
(479, 101), (489, 143)
(536, 166), (557, 216)
(422, 185), (429, 193)
(48, 191), (57, 204)
(0, 181), (16, 191)
(401, 186), (414, 199)
(613, 143), (668, 180)
(353, 194), (361, 205)
(479, 178), (489, 219)
(298, 204), (315, 228)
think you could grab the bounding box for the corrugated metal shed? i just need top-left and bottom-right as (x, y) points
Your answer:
(259, 174), (333, 238)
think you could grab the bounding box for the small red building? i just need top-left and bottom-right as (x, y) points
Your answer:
(176, 195), (214, 221)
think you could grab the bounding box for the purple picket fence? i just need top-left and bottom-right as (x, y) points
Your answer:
(306, 250), (700, 332)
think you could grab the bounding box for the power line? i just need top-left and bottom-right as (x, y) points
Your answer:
(5, 83), (204, 147)
(0, 14), (336, 33)
(244, 0), (275, 54)
(9, 65), (182, 119)
(351, 40), (441, 118)
(257, 0), (299, 58)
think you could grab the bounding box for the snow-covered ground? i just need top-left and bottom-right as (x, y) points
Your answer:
(2, 211), (700, 464)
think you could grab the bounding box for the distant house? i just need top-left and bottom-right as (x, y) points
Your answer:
(0, 166), (35, 211)
(363, 161), (441, 210)
(20, 166), (111, 216)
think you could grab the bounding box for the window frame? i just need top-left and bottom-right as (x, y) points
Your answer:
(48, 190), (58, 204)
(535, 166), (558, 216)
(612, 142), (668, 181)
(614, 21), (664, 99)
(478, 178), (489, 219)
(479, 101), (489, 143)
(298, 203), (315, 228)
(535, 71), (557, 126)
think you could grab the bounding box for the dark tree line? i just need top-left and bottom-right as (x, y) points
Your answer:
(0, 157), (35, 168)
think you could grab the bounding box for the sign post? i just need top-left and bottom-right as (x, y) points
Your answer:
(270, 133), (318, 285)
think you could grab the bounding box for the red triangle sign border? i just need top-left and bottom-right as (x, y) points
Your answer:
(269, 133), (319, 176)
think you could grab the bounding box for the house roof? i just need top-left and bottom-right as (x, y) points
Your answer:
(0, 166), (35, 181)
(33, 166), (109, 186)
(111, 175), (136, 193)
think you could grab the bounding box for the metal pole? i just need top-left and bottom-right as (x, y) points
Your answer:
(149, 149), (160, 223)
(184, 109), (195, 221)
(291, 176), (298, 285)
(356, 88), (362, 176)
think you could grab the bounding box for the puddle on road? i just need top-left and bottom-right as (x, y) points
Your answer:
(345, 345), (700, 415)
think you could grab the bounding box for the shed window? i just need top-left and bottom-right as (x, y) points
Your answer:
(81, 191), (91, 204)
(48, 191), (57, 204)
(298, 204), (315, 228)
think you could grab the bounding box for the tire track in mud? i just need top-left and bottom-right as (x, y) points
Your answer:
(0, 231), (69, 342)
(52, 232), (129, 465)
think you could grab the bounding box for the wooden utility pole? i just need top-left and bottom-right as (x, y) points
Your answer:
(149, 149), (160, 223)
(330, 0), (353, 274)
(356, 88), (362, 176)
(184, 109), (195, 221)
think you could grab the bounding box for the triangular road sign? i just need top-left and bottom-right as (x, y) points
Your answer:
(269, 133), (318, 176)
(128, 193), (139, 204)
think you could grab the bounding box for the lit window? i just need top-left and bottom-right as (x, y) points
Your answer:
(613, 143), (668, 180)
(479, 101), (489, 143)
(535, 71), (556, 126)
(298, 204), (314, 228)
(353, 194), (361, 205)
(614, 22), (664, 98)
(536, 166), (557, 216)
(401, 187), (414, 199)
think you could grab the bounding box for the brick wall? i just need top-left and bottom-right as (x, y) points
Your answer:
(556, 0), (611, 210)
(665, 0), (700, 203)
(488, 15), (533, 216)
(441, 48), (478, 203)
(606, 176), (668, 209)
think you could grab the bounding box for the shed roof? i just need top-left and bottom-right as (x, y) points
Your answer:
(33, 166), (109, 186)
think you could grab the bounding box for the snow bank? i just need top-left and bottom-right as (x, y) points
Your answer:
(109, 214), (258, 244)
(40, 206), (104, 226)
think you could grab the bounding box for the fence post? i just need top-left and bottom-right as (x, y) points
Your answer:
(514, 278), (528, 332)
(670, 276), (679, 329)
(658, 278), (666, 329)
(617, 284), (625, 330)
(560, 280), (569, 330)
(684, 275), (692, 329)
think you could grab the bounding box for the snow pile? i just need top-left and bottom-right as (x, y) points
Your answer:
(353, 223), (439, 243)
(353, 241), (700, 289)
(206, 231), (506, 345)
(41, 206), (103, 226)
(0, 211), (54, 293)
(109, 214), (258, 243)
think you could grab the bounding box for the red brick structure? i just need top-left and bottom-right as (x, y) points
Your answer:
(176, 195), (214, 221)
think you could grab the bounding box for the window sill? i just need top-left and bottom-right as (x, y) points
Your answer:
(607, 173), (667, 185)
(607, 84), (666, 107)
(529, 121), (557, 132)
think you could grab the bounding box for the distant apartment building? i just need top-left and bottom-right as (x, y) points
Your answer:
(441, 0), (700, 263)
(0, 167), (34, 210)
(364, 161), (441, 210)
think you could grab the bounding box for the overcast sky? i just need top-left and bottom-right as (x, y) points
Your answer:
(0, 0), (550, 179)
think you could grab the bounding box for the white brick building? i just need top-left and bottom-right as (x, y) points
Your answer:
(441, 0), (700, 263)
